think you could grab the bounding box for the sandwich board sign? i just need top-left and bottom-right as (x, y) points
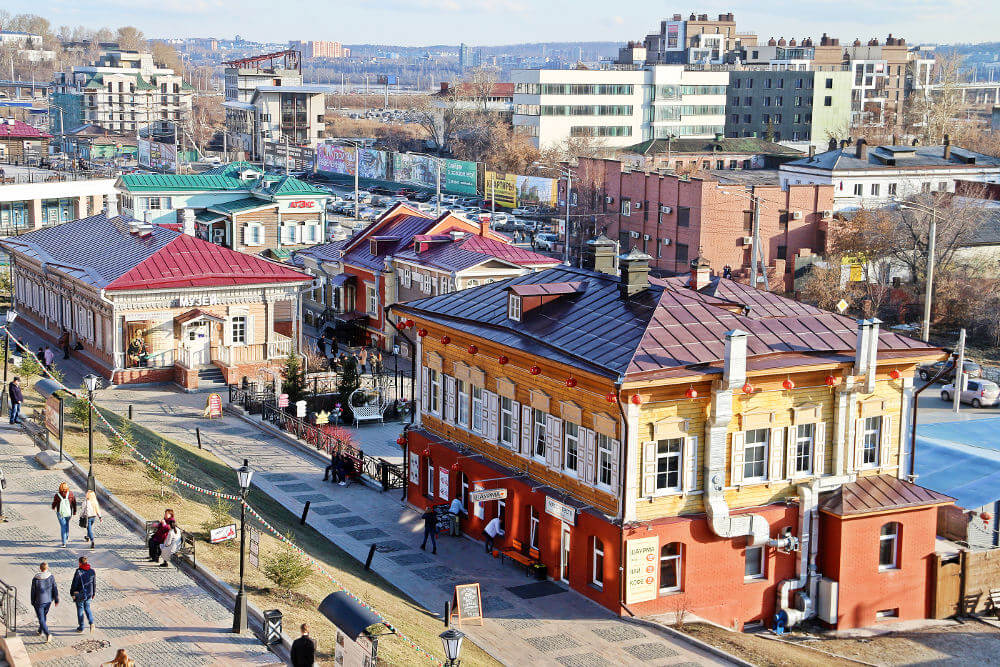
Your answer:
(451, 583), (483, 627)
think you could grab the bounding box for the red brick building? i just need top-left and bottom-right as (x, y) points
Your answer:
(573, 157), (835, 289)
(391, 247), (949, 631)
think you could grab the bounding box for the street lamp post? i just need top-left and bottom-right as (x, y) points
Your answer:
(439, 628), (465, 667)
(83, 374), (100, 492)
(894, 198), (940, 343)
(233, 458), (254, 633)
(1, 311), (17, 414)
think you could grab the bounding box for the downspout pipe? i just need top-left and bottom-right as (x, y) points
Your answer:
(613, 380), (636, 618)
(384, 305), (416, 427)
(776, 481), (818, 627)
(908, 358), (955, 482)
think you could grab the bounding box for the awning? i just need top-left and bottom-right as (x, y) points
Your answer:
(330, 273), (356, 288)
(175, 309), (225, 325)
(318, 592), (390, 641)
(268, 247), (292, 260)
(334, 310), (369, 322)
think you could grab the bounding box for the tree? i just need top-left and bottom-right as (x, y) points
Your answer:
(201, 491), (235, 538)
(337, 355), (361, 408)
(904, 53), (969, 145)
(108, 417), (136, 465)
(69, 383), (93, 426)
(115, 26), (145, 51)
(262, 532), (311, 592)
(281, 353), (308, 404)
(146, 441), (178, 499)
(408, 92), (461, 154)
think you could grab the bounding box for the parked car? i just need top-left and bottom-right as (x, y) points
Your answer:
(918, 359), (983, 383)
(534, 233), (558, 251)
(411, 191), (433, 203)
(369, 186), (394, 196)
(940, 379), (1000, 408)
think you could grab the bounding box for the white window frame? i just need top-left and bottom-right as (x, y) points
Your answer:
(428, 368), (441, 415)
(597, 433), (614, 490)
(529, 507), (540, 551)
(231, 315), (247, 345)
(499, 396), (515, 447)
(471, 386), (485, 434)
(533, 408), (547, 460)
(655, 437), (683, 492)
(508, 294), (522, 321)
(564, 422), (580, 475)
(862, 416), (881, 468)
(620, 198), (631, 216)
(743, 428), (769, 482)
(879, 522), (899, 570)
(456, 379), (469, 428)
(425, 458), (435, 498)
(745, 545), (765, 580)
(659, 542), (682, 593)
(400, 267), (411, 288)
(795, 423), (814, 475)
(853, 183), (864, 196)
(366, 285), (378, 316)
(592, 538), (604, 589)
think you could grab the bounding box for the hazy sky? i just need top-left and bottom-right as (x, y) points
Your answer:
(16, 0), (996, 46)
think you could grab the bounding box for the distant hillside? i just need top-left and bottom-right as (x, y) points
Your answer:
(345, 41), (623, 59)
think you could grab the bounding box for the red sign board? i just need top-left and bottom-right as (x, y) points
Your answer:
(206, 393), (223, 419)
(288, 201), (315, 208)
(278, 393), (289, 408)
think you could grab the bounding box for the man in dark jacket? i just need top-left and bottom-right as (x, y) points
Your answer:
(30, 562), (58, 642)
(419, 506), (438, 554)
(70, 556), (96, 633)
(8, 376), (23, 424)
(290, 622), (317, 666)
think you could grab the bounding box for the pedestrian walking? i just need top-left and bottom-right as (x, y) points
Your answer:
(43, 345), (55, 369)
(102, 649), (134, 667)
(483, 516), (504, 554)
(9, 376), (23, 424)
(317, 336), (327, 358)
(358, 348), (368, 375)
(52, 482), (77, 547)
(372, 349), (383, 376)
(290, 622), (317, 666)
(80, 490), (102, 549)
(70, 556), (96, 634)
(158, 519), (181, 567)
(419, 506), (438, 554)
(30, 562), (58, 642)
(58, 330), (70, 359)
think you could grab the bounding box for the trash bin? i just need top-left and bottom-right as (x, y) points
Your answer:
(263, 609), (283, 645)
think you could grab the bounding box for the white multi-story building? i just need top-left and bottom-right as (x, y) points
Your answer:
(779, 139), (1000, 210)
(52, 51), (192, 136)
(512, 65), (728, 150)
(224, 86), (326, 160)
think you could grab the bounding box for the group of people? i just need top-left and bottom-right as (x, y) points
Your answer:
(148, 509), (183, 567)
(51, 482), (102, 549)
(316, 330), (385, 376)
(34, 345), (56, 369)
(29, 556), (98, 639)
(322, 450), (352, 486)
(419, 497), (504, 555)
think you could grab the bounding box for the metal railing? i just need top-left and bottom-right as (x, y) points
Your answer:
(0, 577), (16, 637)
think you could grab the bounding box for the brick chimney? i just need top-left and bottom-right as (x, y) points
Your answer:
(943, 134), (951, 160)
(583, 234), (617, 275)
(619, 247), (651, 297)
(855, 138), (867, 159)
(479, 218), (489, 236)
(690, 255), (712, 290)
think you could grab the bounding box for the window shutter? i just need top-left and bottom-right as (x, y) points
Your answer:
(223, 317), (233, 345)
(550, 417), (563, 470)
(642, 441), (656, 496)
(879, 416), (892, 468)
(511, 401), (520, 451)
(785, 426), (796, 479)
(520, 405), (532, 456)
(609, 439), (620, 494)
(584, 428), (596, 485)
(444, 375), (456, 425)
(853, 418), (865, 470)
(487, 391), (499, 443)
(731, 432), (745, 486)
(770, 427), (785, 482)
(245, 314), (255, 345)
(813, 421), (826, 475)
(684, 436), (699, 492)
(420, 366), (429, 414)
(544, 415), (554, 466)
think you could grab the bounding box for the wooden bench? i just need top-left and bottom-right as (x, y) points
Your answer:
(989, 589), (1000, 617)
(501, 539), (540, 576)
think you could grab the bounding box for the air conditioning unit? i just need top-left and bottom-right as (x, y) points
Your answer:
(660, 205), (673, 214)
(643, 234), (651, 241)
(629, 231), (640, 238)
(662, 237), (672, 246)
(791, 210), (803, 220)
(634, 201), (642, 209)
(821, 210), (833, 219)
(741, 236), (753, 246)
(605, 196), (615, 204)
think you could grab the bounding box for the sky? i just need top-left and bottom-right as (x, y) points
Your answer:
(14, 0), (999, 46)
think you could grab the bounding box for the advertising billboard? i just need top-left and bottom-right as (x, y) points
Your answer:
(393, 153), (437, 188)
(515, 175), (558, 207)
(316, 143), (355, 175)
(484, 171), (517, 208)
(444, 159), (477, 195)
(137, 139), (177, 172)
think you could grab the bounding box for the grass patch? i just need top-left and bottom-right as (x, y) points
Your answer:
(21, 385), (498, 667)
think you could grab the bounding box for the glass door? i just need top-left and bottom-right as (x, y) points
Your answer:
(560, 523), (571, 583)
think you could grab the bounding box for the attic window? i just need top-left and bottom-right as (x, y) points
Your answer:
(508, 294), (522, 322)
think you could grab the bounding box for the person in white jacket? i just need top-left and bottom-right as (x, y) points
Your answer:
(80, 490), (102, 549)
(158, 520), (181, 568)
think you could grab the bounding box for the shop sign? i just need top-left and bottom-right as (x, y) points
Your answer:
(205, 393), (223, 419)
(408, 451), (420, 484)
(438, 467), (450, 500)
(210, 523), (237, 543)
(288, 200), (315, 208)
(625, 536), (659, 604)
(176, 293), (220, 308)
(469, 488), (507, 503)
(544, 496), (576, 525)
(277, 393), (289, 408)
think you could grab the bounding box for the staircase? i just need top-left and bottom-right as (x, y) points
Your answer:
(197, 365), (227, 391)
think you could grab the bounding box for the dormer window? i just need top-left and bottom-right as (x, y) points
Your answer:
(508, 294), (522, 321)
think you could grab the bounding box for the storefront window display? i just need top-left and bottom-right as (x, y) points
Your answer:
(125, 321), (152, 368)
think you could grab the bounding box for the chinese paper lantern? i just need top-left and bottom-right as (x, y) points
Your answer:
(631, 394), (642, 405)
(467, 344), (478, 355)
(566, 377), (578, 388)
(685, 386), (698, 399)
(417, 328), (428, 337)
(498, 355), (509, 365)
(396, 436), (407, 446)
(742, 382), (754, 394)
(825, 375), (837, 387)
(404, 319), (414, 328)
(422, 448), (431, 457)
(451, 462), (460, 472)
(529, 365), (541, 375)
(441, 335), (451, 345)
(782, 378), (795, 391)
(606, 393), (617, 403)
(889, 369), (901, 380)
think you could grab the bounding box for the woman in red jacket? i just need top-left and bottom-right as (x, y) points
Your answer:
(51, 482), (77, 547)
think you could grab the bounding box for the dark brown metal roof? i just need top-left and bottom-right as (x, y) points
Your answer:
(818, 474), (954, 516)
(509, 282), (584, 297)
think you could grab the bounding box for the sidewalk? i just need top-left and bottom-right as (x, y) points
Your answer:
(13, 324), (731, 666)
(0, 427), (278, 667)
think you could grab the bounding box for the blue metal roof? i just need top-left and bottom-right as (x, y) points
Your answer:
(916, 417), (1000, 510)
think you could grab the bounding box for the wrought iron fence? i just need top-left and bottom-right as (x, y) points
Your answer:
(0, 577), (16, 637)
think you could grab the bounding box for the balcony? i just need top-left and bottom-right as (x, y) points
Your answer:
(215, 334), (294, 367)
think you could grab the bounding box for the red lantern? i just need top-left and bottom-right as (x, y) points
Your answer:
(422, 448), (431, 457)
(441, 335), (451, 345)
(782, 378), (795, 391)
(396, 436), (406, 446)
(825, 375), (837, 387)
(498, 355), (509, 365)
(467, 344), (478, 355)
(404, 319), (414, 328)
(685, 386), (698, 399)
(981, 511), (992, 522)
(742, 382), (754, 395)
(417, 328), (428, 337)
(889, 369), (901, 380)
(606, 393), (618, 403)
(630, 394), (642, 405)
(529, 365), (541, 375)
(451, 462), (460, 472)
(566, 377), (578, 388)
(395, 321), (406, 331)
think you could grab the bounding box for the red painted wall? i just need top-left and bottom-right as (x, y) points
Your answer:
(819, 507), (939, 628)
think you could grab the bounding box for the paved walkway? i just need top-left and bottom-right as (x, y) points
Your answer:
(12, 324), (729, 666)
(0, 428), (279, 667)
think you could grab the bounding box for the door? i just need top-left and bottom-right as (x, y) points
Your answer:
(963, 381), (978, 405)
(185, 322), (211, 366)
(560, 523), (571, 583)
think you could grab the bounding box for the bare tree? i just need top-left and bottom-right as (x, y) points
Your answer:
(905, 53), (970, 145)
(115, 26), (144, 51)
(407, 93), (460, 154)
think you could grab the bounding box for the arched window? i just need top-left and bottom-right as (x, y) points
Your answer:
(660, 542), (683, 593)
(592, 538), (605, 588)
(879, 522), (900, 569)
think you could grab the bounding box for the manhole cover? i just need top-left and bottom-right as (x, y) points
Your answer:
(74, 639), (111, 653)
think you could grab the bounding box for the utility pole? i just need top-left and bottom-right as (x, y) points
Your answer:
(921, 210), (938, 342)
(563, 170), (571, 265)
(284, 135), (289, 175)
(953, 328), (966, 414)
(436, 159), (442, 217)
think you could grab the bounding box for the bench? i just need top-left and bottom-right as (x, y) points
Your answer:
(989, 589), (1000, 617)
(501, 539), (540, 576)
(352, 402), (384, 426)
(144, 520), (196, 565)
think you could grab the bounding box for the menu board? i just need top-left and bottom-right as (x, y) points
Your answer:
(625, 537), (659, 604)
(452, 583), (483, 626)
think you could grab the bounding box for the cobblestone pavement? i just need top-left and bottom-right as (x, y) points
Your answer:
(0, 430), (280, 666)
(10, 324), (731, 666)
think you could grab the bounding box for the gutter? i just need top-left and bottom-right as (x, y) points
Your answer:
(613, 378), (637, 618)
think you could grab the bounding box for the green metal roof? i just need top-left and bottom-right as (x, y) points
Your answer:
(208, 197), (276, 215)
(201, 161), (263, 177)
(119, 173), (251, 193)
(254, 175), (328, 196)
(268, 247), (292, 259)
(134, 75), (155, 90)
(194, 210), (224, 223)
(81, 74), (103, 90)
(180, 81), (195, 90)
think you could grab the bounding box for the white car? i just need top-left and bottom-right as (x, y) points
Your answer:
(941, 379), (1000, 408)
(534, 233), (558, 251)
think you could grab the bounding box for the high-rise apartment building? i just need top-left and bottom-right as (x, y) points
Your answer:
(634, 12), (756, 65)
(289, 40), (351, 59)
(51, 50), (192, 136)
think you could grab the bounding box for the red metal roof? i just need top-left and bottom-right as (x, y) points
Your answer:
(819, 474), (953, 516)
(0, 119), (52, 139)
(105, 233), (312, 291)
(460, 235), (559, 266)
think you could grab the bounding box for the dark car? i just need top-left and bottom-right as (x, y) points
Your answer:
(397, 188), (417, 197)
(410, 191), (433, 202)
(918, 359), (982, 383)
(369, 186), (394, 196)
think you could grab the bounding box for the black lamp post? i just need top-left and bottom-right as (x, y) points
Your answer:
(1, 310), (17, 414)
(83, 374), (100, 492)
(439, 628), (465, 667)
(233, 458), (254, 633)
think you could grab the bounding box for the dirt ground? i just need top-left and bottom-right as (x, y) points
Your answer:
(684, 618), (1000, 666)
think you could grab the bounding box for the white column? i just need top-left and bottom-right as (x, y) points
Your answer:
(264, 297), (274, 357)
(622, 401), (641, 523)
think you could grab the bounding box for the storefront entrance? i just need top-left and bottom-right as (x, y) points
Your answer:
(183, 321), (211, 366)
(560, 523), (572, 583)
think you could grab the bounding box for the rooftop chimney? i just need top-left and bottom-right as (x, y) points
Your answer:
(690, 255), (712, 290)
(853, 318), (881, 393)
(180, 208), (195, 236)
(943, 134), (951, 160)
(583, 234), (617, 275)
(479, 218), (489, 237)
(855, 138), (868, 160)
(723, 329), (748, 390)
(808, 145), (816, 159)
(618, 247), (651, 297)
